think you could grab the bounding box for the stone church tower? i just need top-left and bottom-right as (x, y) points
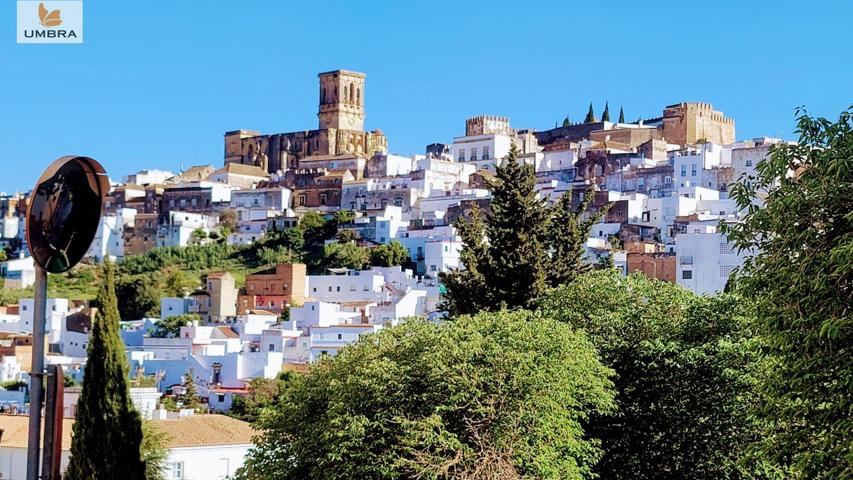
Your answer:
(318, 70), (366, 131)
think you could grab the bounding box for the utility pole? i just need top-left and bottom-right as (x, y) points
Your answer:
(25, 267), (47, 480)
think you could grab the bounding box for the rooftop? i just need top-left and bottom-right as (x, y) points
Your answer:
(0, 414), (256, 450)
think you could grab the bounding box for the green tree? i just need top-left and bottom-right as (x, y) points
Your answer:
(259, 245), (297, 268)
(160, 269), (197, 297)
(117, 275), (161, 320)
(229, 372), (296, 423)
(189, 228), (208, 246)
(65, 261), (146, 480)
(721, 107), (853, 479)
(584, 102), (597, 123)
(539, 270), (763, 480)
(322, 241), (369, 270)
(152, 313), (199, 338)
(369, 240), (410, 267)
(618, 106), (625, 123)
(601, 101), (611, 122)
(482, 144), (550, 310)
(0, 249), (6, 263)
(235, 311), (615, 480)
(442, 146), (604, 314)
(547, 189), (607, 287)
(439, 204), (490, 315)
(562, 114), (571, 127)
(141, 421), (169, 480)
(182, 368), (203, 411)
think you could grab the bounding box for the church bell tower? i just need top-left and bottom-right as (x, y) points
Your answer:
(318, 70), (366, 131)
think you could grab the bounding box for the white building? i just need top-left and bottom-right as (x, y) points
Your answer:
(156, 211), (212, 248)
(124, 169), (175, 186)
(0, 256), (35, 289)
(675, 224), (750, 295)
(0, 414), (255, 480)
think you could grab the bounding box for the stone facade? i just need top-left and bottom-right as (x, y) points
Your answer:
(224, 70), (387, 174)
(123, 213), (158, 256)
(661, 102), (735, 146)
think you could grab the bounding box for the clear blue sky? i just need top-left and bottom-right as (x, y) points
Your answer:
(1, 0), (851, 193)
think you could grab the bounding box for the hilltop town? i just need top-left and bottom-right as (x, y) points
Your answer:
(0, 68), (792, 477)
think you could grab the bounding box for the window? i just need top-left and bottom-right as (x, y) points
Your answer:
(691, 164), (697, 176)
(745, 159), (753, 167)
(720, 265), (735, 277)
(470, 148), (477, 161)
(682, 270), (693, 280)
(350, 285), (356, 291)
(430, 265), (437, 271)
(298, 195), (306, 206)
(337, 333), (343, 340)
(482, 146), (490, 160)
(680, 165), (686, 177)
(457, 150), (465, 161)
(217, 394), (225, 402)
(320, 194), (327, 206)
(336, 286), (341, 292)
(719, 242), (735, 255)
(269, 343), (275, 351)
(171, 462), (184, 479)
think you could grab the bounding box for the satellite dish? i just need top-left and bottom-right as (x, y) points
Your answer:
(26, 156), (109, 273)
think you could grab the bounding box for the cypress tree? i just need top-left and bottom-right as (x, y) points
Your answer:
(562, 115), (570, 127)
(66, 260), (146, 480)
(547, 189), (607, 287)
(584, 102), (597, 123)
(618, 106), (625, 123)
(441, 147), (611, 315)
(482, 144), (550, 310)
(602, 101), (611, 122)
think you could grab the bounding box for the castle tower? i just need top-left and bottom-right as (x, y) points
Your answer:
(318, 70), (366, 131)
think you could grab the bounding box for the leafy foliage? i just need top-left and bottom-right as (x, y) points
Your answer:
(66, 261), (146, 479)
(235, 311), (615, 480)
(721, 107), (853, 479)
(229, 372), (296, 423)
(369, 240), (410, 267)
(539, 270), (763, 480)
(151, 313), (199, 338)
(322, 241), (369, 270)
(141, 420), (169, 480)
(117, 275), (161, 320)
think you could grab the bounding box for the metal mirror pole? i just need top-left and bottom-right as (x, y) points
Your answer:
(26, 266), (48, 480)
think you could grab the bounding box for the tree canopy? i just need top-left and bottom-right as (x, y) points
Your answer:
(539, 270), (763, 480)
(236, 311), (615, 480)
(722, 106), (853, 479)
(370, 240), (411, 267)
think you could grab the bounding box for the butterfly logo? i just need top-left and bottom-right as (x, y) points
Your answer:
(38, 2), (62, 28)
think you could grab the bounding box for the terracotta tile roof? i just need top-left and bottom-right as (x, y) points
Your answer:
(0, 414), (255, 450)
(213, 163), (269, 178)
(216, 326), (239, 339)
(246, 309), (277, 316)
(148, 415), (256, 448)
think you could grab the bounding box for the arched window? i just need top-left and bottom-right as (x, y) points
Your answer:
(349, 84), (355, 105)
(322, 87), (326, 104)
(356, 88), (361, 105)
(343, 85), (348, 103)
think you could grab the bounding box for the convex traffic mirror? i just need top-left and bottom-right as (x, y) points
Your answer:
(26, 156), (109, 273)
